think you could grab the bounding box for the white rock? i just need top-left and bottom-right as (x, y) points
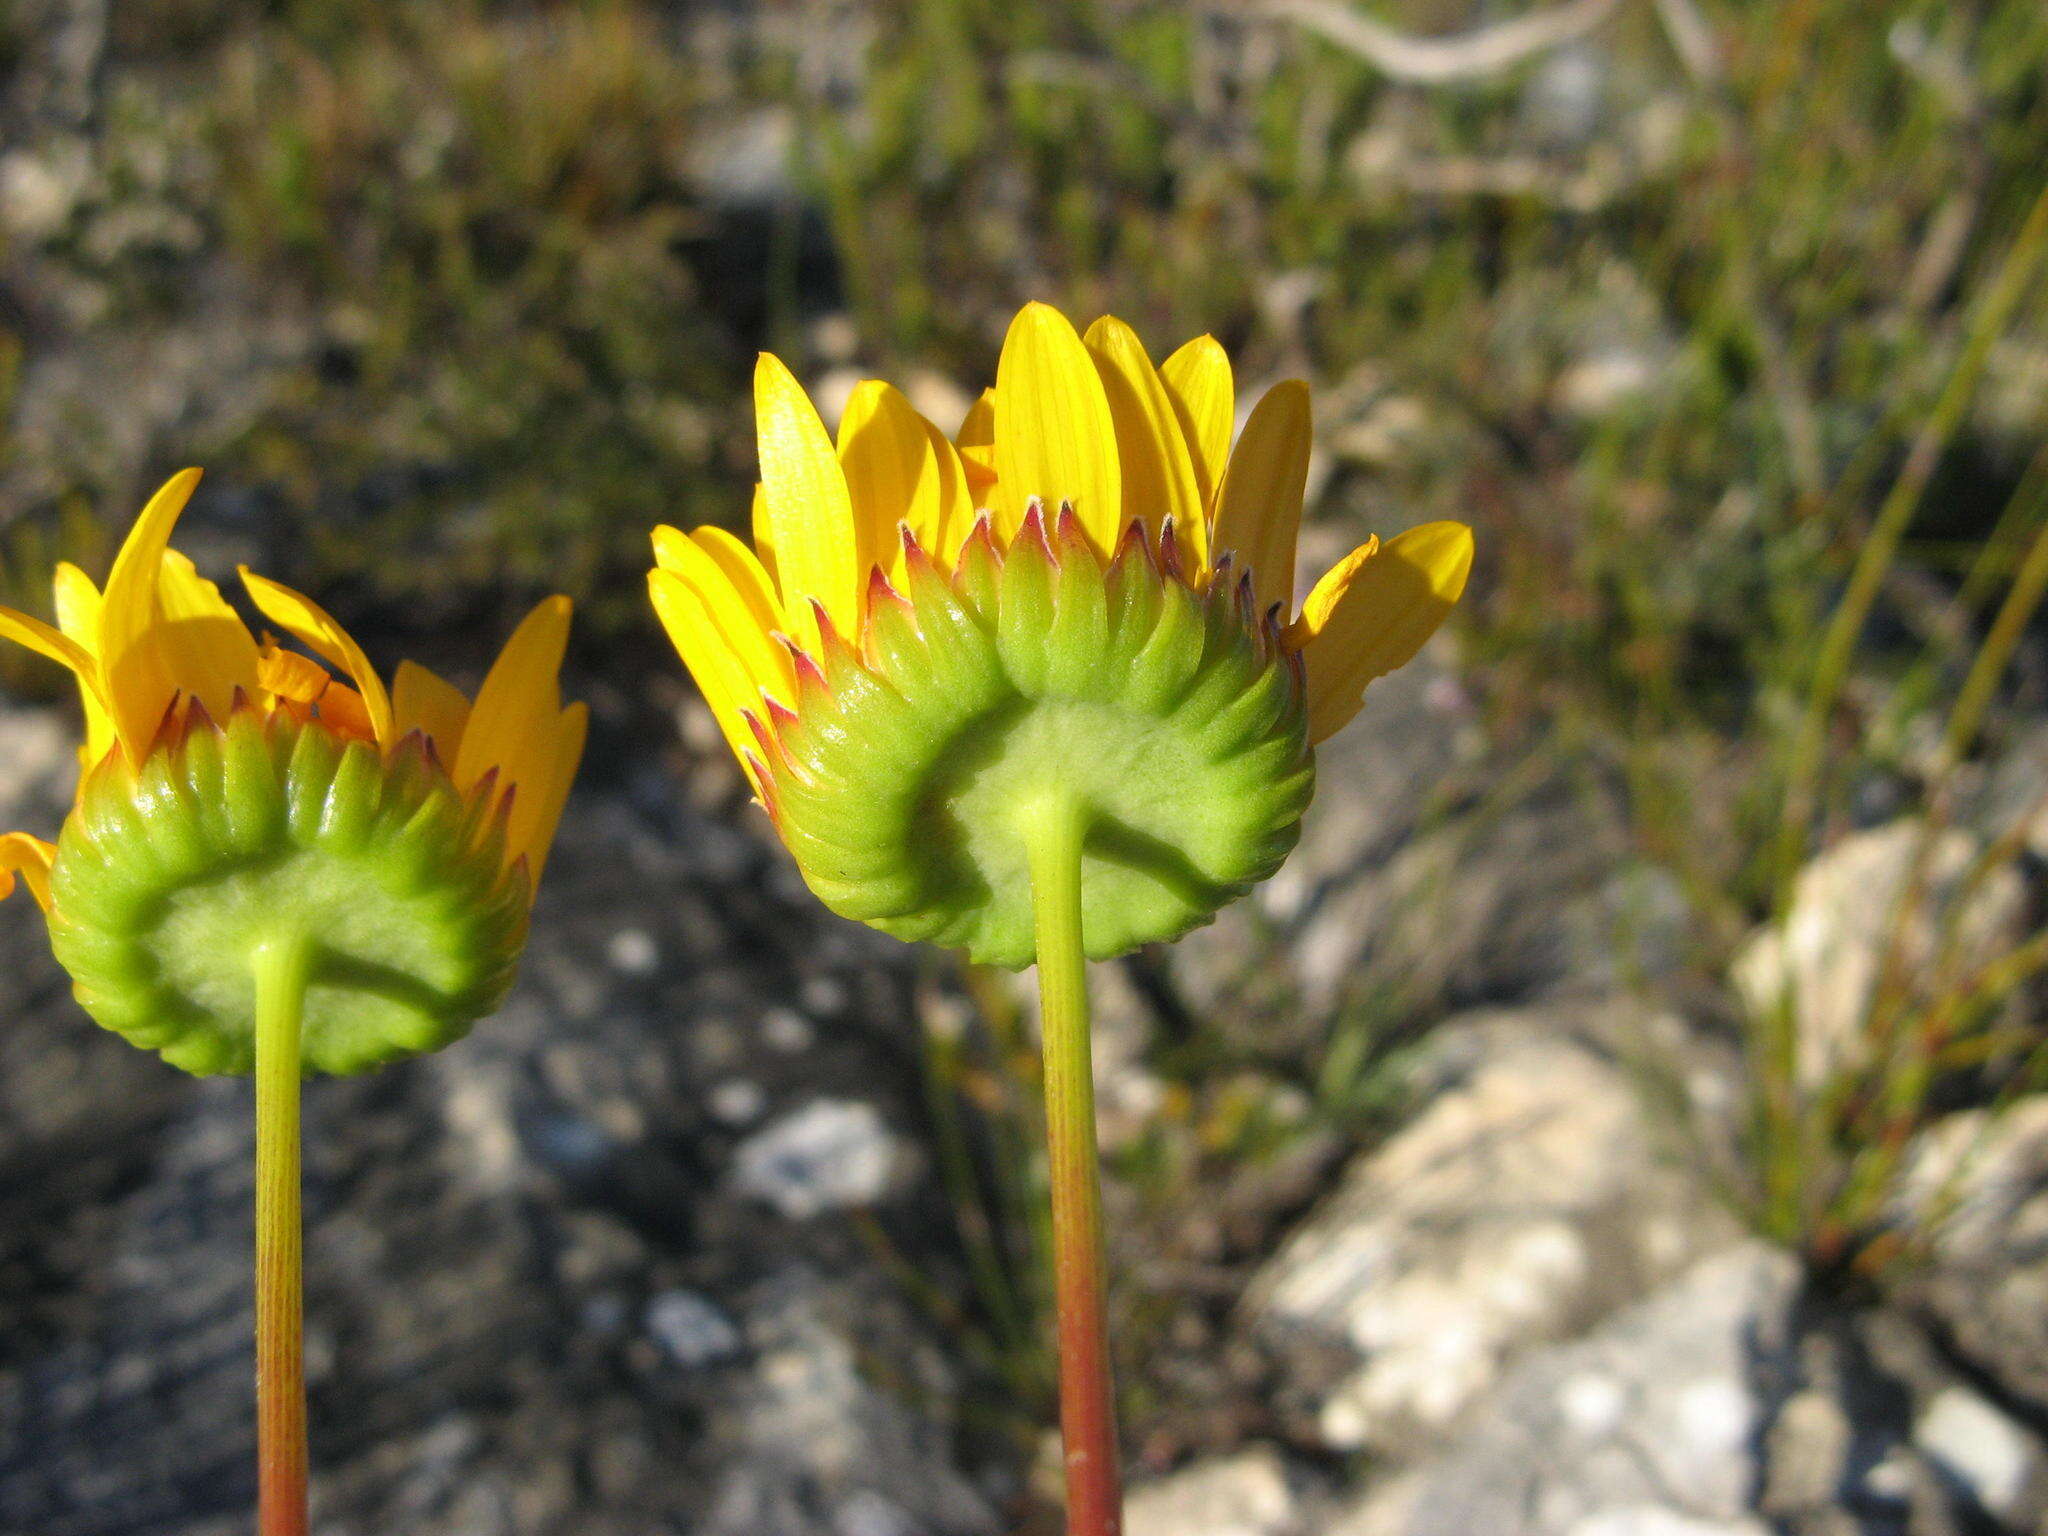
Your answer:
(1913, 1386), (2039, 1520)
(1732, 820), (2025, 1089)
(1565, 1511), (1769, 1536)
(1388, 1243), (1803, 1536)
(1124, 1446), (1296, 1536)
(1249, 1007), (1738, 1454)
(733, 1100), (903, 1219)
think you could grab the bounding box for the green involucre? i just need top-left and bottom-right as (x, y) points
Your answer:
(47, 706), (530, 1077)
(766, 510), (1315, 967)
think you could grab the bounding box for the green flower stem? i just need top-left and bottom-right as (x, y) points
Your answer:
(1022, 792), (1122, 1536)
(253, 931), (313, 1536)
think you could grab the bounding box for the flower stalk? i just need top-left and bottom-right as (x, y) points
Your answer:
(1023, 792), (1122, 1536)
(253, 931), (313, 1536)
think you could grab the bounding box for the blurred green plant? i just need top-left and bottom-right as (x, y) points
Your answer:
(197, 0), (744, 633)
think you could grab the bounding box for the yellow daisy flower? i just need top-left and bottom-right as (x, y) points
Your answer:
(0, 468), (586, 1074)
(649, 300), (1471, 965)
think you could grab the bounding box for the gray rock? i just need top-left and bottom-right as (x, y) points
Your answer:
(1389, 1244), (1802, 1536)
(1247, 1002), (1741, 1455)
(1170, 656), (1676, 1037)
(1731, 820), (2026, 1091)
(733, 1099), (908, 1220)
(645, 1289), (744, 1369)
(0, 701), (75, 824)
(1894, 1099), (2048, 1409)
(702, 1268), (995, 1536)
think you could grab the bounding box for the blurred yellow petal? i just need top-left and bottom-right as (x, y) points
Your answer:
(0, 603), (113, 723)
(648, 526), (795, 704)
(838, 379), (941, 586)
(649, 568), (767, 795)
(1292, 522), (1473, 744)
(922, 418), (974, 563)
(1083, 316), (1206, 566)
(99, 468), (202, 758)
(0, 831), (55, 911)
(240, 568), (394, 745)
(514, 702), (587, 885)
(991, 303), (1121, 548)
(52, 563), (115, 766)
(1214, 381), (1313, 617)
(756, 352), (859, 650)
(956, 389), (998, 501)
(957, 388), (995, 450)
(1160, 335), (1233, 515)
(393, 659), (472, 764)
(158, 550), (261, 719)
(455, 595), (572, 807)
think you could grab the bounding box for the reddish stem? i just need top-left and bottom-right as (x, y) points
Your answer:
(1024, 793), (1122, 1536)
(253, 933), (312, 1536)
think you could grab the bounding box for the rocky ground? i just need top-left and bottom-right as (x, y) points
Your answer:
(5, 655), (2048, 1536)
(6, 3), (2048, 1532)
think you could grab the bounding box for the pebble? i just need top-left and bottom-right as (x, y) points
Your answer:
(645, 1289), (744, 1369)
(606, 928), (660, 976)
(710, 1078), (768, 1127)
(762, 1006), (816, 1053)
(733, 1099), (902, 1219)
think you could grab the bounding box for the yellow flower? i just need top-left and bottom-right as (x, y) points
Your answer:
(649, 302), (1473, 966)
(653, 302), (1470, 790)
(0, 469), (586, 910)
(0, 470), (586, 1077)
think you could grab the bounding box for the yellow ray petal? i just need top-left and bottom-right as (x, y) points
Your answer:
(755, 352), (860, 650)
(99, 468), (203, 758)
(257, 641), (376, 739)
(513, 701), (587, 885)
(1292, 522), (1474, 745)
(649, 568), (767, 794)
(157, 550), (261, 719)
(750, 482), (779, 594)
(1214, 380), (1313, 617)
(454, 596), (572, 810)
(240, 568), (394, 745)
(955, 388), (998, 501)
(392, 659), (472, 764)
(1083, 315), (1206, 565)
(1160, 335), (1234, 516)
(693, 527), (789, 646)
(991, 303), (1121, 548)
(648, 527), (795, 704)
(922, 417), (974, 564)
(256, 643), (331, 703)
(52, 563), (116, 767)
(0, 831), (55, 911)
(0, 603), (113, 724)
(838, 379), (942, 585)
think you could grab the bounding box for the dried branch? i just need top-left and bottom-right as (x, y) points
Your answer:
(1265, 0), (1622, 84)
